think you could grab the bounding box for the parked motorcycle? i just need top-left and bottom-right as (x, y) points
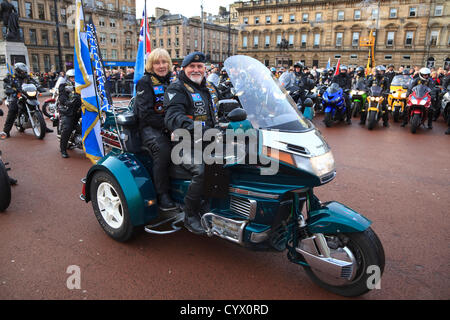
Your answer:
(350, 81), (368, 118)
(80, 56), (385, 297)
(441, 85), (450, 123)
(41, 88), (58, 119)
(6, 83), (47, 139)
(0, 109), (11, 212)
(406, 84), (432, 134)
(365, 86), (385, 130)
(322, 83), (347, 127)
(388, 75), (410, 123)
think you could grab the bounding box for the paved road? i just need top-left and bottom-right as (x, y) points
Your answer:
(0, 102), (449, 300)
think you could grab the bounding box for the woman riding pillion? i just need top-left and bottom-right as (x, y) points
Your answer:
(134, 48), (177, 211)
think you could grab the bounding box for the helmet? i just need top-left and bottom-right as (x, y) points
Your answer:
(14, 63), (29, 79)
(419, 67), (431, 80)
(66, 69), (75, 78)
(340, 65), (348, 73)
(375, 65), (386, 77)
(402, 68), (410, 75)
(294, 61), (303, 69)
(327, 68), (334, 74)
(355, 66), (364, 76)
(270, 67), (276, 73)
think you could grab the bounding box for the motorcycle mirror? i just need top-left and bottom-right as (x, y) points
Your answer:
(226, 108), (247, 122)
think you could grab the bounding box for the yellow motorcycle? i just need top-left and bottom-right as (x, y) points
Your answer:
(388, 75), (411, 123)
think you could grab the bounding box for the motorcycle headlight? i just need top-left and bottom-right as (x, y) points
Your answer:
(370, 97), (376, 101)
(411, 97), (418, 105)
(358, 91), (365, 95)
(351, 90), (357, 95)
(27, 91), (37, 97)
(401, 93), (407, 98)
(293, 151), (336, 179)
(420, 98), (427, 106)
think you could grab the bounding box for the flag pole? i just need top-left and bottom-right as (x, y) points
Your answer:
(144, 0), (147, 64)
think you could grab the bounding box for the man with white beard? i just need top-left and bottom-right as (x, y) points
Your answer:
(164, 52), (220, 235)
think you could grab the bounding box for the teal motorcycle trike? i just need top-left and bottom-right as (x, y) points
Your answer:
(80, 56), (385, 297)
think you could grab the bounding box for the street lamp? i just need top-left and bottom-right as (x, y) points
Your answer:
(54, 0), (63, 72)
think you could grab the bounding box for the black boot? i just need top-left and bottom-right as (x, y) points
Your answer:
(445, 128), (450, 135)
(9, 177), (17, 185)
(158, 193), (178, 211)
(45, 127), (54, 133)
(183, 198), (205, 235)
(61, 150), (69, 158)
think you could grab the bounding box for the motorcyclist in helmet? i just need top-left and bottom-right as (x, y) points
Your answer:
(385, 64), (396, 85)
(402, 67), (435, 129)
(331, 65), (352, 124)
(1, 63), (51, 138)
(366, 65), (390, 127)
(270, 67), (277, 77)
(58, 69), (82, 158)
(352, 66), (366, 86)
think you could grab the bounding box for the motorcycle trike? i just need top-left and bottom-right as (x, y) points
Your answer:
(80, 56), (385, 297)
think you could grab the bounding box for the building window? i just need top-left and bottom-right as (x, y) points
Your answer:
(290, 14), (295, 23)
(175, 26), (179, 34)
(389, 8), (397, 18)
(371, 8), (378, 20)
(38, 3), (45, 20)
(44, 54), (51, 72)
(337, 11), (344, 21)
(99, 17), (105, 27)
(41, 29), (48, 46)
(31, 54), (39, 73)
(276, 34), (282, 45)
(336, 32), (343, 47)
(266, 16), (271, 24)
(409, 7), (417, 17)
(100, 33), (106, 44)
(110, 33), (117, 44)
(350, 54), (358, 59)
(385, 55), (393, 60)
(314, 33), (320, 47)
(175, 38), (179, 46)
(430, 30), (439, 46)
(242, 36), (247, 48)
(25, 2), (33, 18)
(167, 38), (171, 47)
(63, 32), (70, 47)
(110, 19), (116, 28)
(167, 26), (171, 35)
(352, 32), (360, 47)
(265, 35), (270, 47)
(434, 5), (443, 16)
(403, 55), (411, 60)
(301, 34), (307, 47)
(288, 34), (294, 46)
(354, 9), (361, 20)
(111, 49), (117, 59)
(159, 39), (163, 47)
(243, 17), (248, 24)
(101, 49), (107, 59)
(302, 13), (308, 22)
(29, 29), (37, 45)
(255, 17), (259, 24)
(315, 13), (322, 22)
(334, 54), (341, 59)
(405, 31), (414, 46)
(387, 31), (395, 46)
(254, 35), (258, 47)
(194, 39), (198, 48)
(278, 15), (283, 23)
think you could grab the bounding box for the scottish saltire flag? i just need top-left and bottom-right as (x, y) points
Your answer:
(326, 58), (331, 70)
(6, 62), (13, 75)
(74, 0), (104, 163)
(133, 8), (151, 95)
(86, 18), (110, 111)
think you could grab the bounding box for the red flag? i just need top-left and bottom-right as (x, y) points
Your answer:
(334, 59), (340, 76)
(139, 12), (151, 56)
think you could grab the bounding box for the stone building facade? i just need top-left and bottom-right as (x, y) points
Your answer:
(148, 8), (239, 66)
(235, 0), (450, 69)
(0, 0), (137, 73)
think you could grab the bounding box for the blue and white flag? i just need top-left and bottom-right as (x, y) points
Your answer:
(326, 58), (331, 70)
(75, 0), (104, 163)
(133, 7), (151, 96)
(86, 18), (111, 111)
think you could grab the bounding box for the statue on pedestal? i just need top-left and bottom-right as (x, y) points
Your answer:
(0, 0), (20, 42)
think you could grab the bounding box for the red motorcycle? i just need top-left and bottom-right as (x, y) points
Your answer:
(406, 84), (432, 134)
(41, 88), (58, 118)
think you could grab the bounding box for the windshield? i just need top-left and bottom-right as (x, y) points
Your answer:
(327, 83), (341, 94)
(353, 80), (367, 91)
(224, 55), (312, 132)
(21, 84), (37, 92)
(369, 86), (383, 97)
(391, 75), (411, 87)
(413, 84), (430, 97)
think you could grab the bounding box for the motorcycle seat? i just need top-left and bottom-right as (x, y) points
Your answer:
(169, 164), (192, 180)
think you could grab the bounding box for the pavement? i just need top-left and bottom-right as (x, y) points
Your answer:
(0, 102), (449, 300)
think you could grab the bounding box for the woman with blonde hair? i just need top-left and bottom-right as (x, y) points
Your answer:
(135, 48), (177, 211)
